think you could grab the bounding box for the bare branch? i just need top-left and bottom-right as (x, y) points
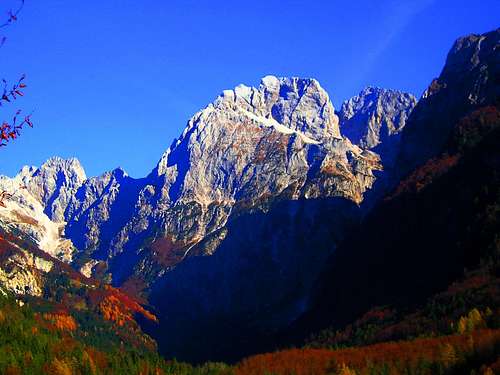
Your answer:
(0, 0), (24, 29)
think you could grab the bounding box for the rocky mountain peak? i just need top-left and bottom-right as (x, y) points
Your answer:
(157, 76), (341, 177)
(399, 27), (499, 174)
(441, 29), (498, 78)
(339, 87), (417, 150)
(15, 157), (87, 222)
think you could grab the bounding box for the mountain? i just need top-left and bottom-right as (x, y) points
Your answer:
(1, 76), (390, 286)
(105, 77), (384, 285)
(0, 76), (405, 362)
(0, 27), (497, 366)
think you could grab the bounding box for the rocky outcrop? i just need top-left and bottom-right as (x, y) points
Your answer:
(0, 242), (54, 297)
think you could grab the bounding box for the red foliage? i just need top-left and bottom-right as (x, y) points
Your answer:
(444, 273), (492, 297)
(236, 329), (500, 375)
(0, 111), (33, 147)
(84, 347), (108, 372)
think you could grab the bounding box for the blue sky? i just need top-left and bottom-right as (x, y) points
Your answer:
(0, 0), (498, 178)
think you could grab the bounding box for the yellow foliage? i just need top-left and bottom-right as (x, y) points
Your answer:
(47, 358), (72, 375)
(456, 308), (485, 334)
(337, 363), (357, 375)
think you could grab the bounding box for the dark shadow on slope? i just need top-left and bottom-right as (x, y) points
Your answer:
(166, 125), (198, 203)
(144, 197), (361, 364)
(290, 122), (500, 345)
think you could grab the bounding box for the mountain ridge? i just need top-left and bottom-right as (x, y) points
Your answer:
(1, 27), (498, 364)
(1, 76), (406, 280)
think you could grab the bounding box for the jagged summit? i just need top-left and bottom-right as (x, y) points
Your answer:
(339, 87), (417, 150)
(153, 75), (374, 209)
(157, 75), (341, 177)
(0, 75), (414, 274)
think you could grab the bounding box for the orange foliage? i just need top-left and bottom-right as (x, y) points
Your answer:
(235, 329), (500, 375)
(43, 313), (77, 331)
(43, 357), (72, 375)
(95, 285), (158, 326)
(99, 295), (131, 327)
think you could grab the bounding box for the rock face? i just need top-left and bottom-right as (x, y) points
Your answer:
(19, 157), (87, 223)
(398, 28), (500, 175)
(0, 244), (53, 297)
(339, 87), (417, 166)
(0, 171), (77, 263)
(149, 197), (362, 362)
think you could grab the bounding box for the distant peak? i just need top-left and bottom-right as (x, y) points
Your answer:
(356, 86), (416, 99)
(43, 156), (83, 169)
(339, 87), (417, 152)
(40, 156), (87, 180)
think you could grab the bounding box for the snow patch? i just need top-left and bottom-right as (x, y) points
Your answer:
(241, 110), (321, 145)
